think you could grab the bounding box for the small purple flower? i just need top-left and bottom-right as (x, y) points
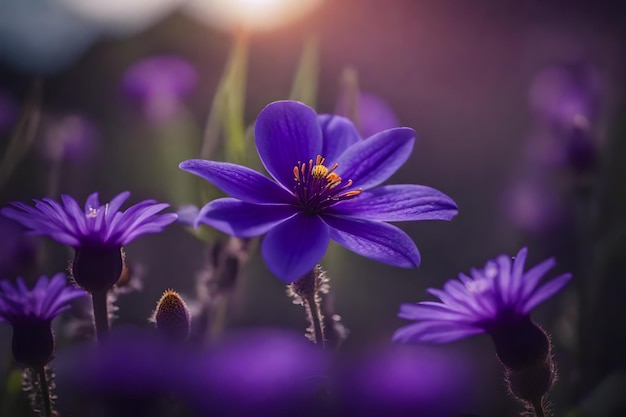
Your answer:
(37, 114), (99, 163)
(1, 192), (177, 292)
(122, 55), (197, 124)
(393, 247), (571, 345)
(180, 100), (458, 283)
(0, 274), (86, 367)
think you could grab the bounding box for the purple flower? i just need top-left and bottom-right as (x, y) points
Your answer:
(37, 114), (99, 163)
(122, 55), (197, 124)
(336, 91), (400, 138)
(337, 344), (477, 417)
(1, 192), (177, 292)
(0, 274), (86, 367)
(180, 100), (458, 283)
(393, 247), (571, 344)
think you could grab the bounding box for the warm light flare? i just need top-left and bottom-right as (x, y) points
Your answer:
(184, 0), (323, 32)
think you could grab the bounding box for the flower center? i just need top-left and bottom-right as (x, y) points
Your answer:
(292, 155), (361, 214)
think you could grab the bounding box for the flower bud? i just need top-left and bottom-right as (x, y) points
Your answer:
(152, 289), (191, 342)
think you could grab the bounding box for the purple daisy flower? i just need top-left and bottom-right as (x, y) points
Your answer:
(1, 192), (177, 292)
(393, 247), (571, 345)
(180, 100), (458, 283)
(0, 273), (86, 367)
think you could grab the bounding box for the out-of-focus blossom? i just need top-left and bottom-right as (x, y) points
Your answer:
(55, 328), (199, 417)
(1, 192), (177, 292)
(393, 247), (571, 345)
(180, 100), (458, 283)
(0, 91), (17, 135)
(56, 328), (327, 417)
(528, 64), (602, 173)
(504, 176), (564, 234)
(0, 0), (99, 73)
(184, 0), (323, 32)
(336, 91), (400, 139)
(0, 274), (86, 368)
(189, 329), (328, 417)
(58, 0), (183, 37)
(122, 55), (197, 124)
(37, 114), (99, 164)
(337, 345), (477, 417)
(0, 217), (37, 277)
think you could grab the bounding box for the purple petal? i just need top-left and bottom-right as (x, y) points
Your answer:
(509, 247), (528, 301)
(261, 213), (329, 283)
(322, 215), (420, 268)
(522, 273), (572, 313)
(197, 198), (298, 238)
(179, 160), (293, 204)
(398, 303), (473, 322)
(328, 184), (458, 221)
(318, 114), (360, 163)
(356, 92), (400, 138)
(254, 101), (323, 189)
(335, 127), (415, 190)
(392, 321), (483, 344)
(520, 257), (557, 300)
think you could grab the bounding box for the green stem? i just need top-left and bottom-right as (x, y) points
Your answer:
(306, 294), (325, 348)
(36, 367), (52, 417)
(91, 290), (109, 341)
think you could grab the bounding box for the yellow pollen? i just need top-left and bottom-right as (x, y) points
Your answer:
(312, 164), (329, 179)
(293, 166), (300, 181)
(343, 189), (362, 198)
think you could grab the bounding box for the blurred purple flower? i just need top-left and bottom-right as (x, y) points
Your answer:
(336, 91), (400, 138)
(180, 100), (458, 283)
(0, 217), (37, 277)
(0, 274), (86, 367)
(122, 55), (197, 124)
(337, 345), (476, 417)
(1, 192), (177, 291)
(504, 176), (564, 234)
(55, 328), (199, 417)
(393, 247), (571, 344)
(529, 64), (602, 173)
(176, 204), (199, 227)
(37, 114), (99, 163)
(0, 90), (17, 135)
(190, 329), (328, 417)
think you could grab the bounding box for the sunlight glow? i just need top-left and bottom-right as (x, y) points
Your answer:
(184, 0), (323, 32)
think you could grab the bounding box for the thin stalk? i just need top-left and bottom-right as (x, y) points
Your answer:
(36, 367), (52, 417)
(305, 294), (325, 348)
(532, 400), (545, 417)
(91, 290), (109, 341)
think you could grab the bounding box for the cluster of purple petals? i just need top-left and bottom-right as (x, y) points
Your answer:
(180, 100), (458, 283)
(393, 247), (571, 344)
(0, 274), (86, 324)
(1, 192), (178, 248)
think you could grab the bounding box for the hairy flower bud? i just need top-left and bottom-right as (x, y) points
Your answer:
(152, 289), (191, 342)
(72, 247), (124, 293)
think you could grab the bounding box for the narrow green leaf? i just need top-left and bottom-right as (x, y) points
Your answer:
(289, 35), (319, 108)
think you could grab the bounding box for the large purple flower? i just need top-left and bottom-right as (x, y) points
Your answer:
(1, 192), (177, 292)
(393, 247), (571, 345)
(180, 100), (458, 283)
(0, 274), (86, 367)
